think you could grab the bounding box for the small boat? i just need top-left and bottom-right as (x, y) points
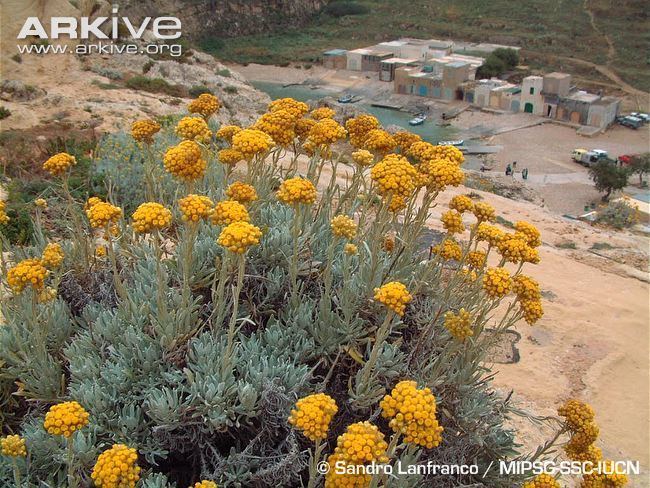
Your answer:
(338, 94), (354, 103)
(438, 139), (464, 147)
(409, 114), (427, 126)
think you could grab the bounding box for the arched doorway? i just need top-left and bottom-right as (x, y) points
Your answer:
(524, 102), (534, 113)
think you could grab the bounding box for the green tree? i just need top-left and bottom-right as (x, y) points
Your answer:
(628, 152), (650, 186)
(476, 55), (507, 79)
(589, 160), (629, 201)
(492, 48), (519, 69)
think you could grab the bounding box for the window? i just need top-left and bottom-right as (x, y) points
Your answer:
(529, 87), (535, 95)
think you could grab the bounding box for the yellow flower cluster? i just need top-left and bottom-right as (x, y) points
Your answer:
(393, 131), (422, 152)
(164, 141), (207, 181)
(218, 148), (243, 166)
(497, 235), (531, 263)
(211, 200), (250, 225)
(363, 129), (397, 153)
(344, 243), (358, 255)
(520, 298), (543, 324)
(294, 118), (317, 140)
(428, 145), (464, 165)
(96, 245), (107, 257)
(558, 399), (596, 432)
(215, 125), (242, 143)
(581, 463), (628, 487)
(310, 106), (336, 120)
(370, 154), (417, 198)
(475, 223), (504, 246)
(44, 401), (89, 437)
(444, 308), (473, 341)
(91, 444), (140, 488)
(351, 149), (374, 167)
(472, 202), (496, 222)
(441, 210), (465, 234)
(330, 215), (357, 239)
(449, 194), (474, 213)
(253, 110), (297, 146)
(41, 242), (64, 268)
(191, 481), (218, 488)
(226, 181), (258, 204)
(558, 399), (604, 467)
(513, 275), (541, 301)
(277, 177), (317, 206)
(43, 152), (76, 176)
(130, 119), (161, 143)
(178, 194), (214, 223)
(374, 281), (412, 316)
(86, 199), (122, 229)
(565, 443), (602, 463)
(345, 114), (380, 147)
(419, 159), (464, 191)
(1, 435), (26, 457)
(131, 202), (173, 233)
(522, 474), (561, 488)
(35, 198), (48, 208)
(386, 194), (407, 213)
(567, 422), (600, 451)
(232, 129), (275, 160)
(175, 116), (212, 143)
(432, 238), (462, 261)
(514, 221), (542, 248)
(288, 393), (338, 442)
(188, 93), (221, 118)
(407, 141), (436, 162)
(308, 118), (347, 146)
(38, 286), (57, 303)
(217, 221), (262, 254)
(324, 422), (388, 488)
(467, 250), (486, 269)
(482, 267), (512, 298)
(268, 97), (309, 118)
(7, 258), (48, 293)
(380, 380), (444, 448)
(0, 201), (10, 225)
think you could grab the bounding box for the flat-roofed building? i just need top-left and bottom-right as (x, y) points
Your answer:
(346, 48), (370, 71)
(380, 57), (419, 82)
(521, 76), (544, 114)
(361, 49), (394, 71)
(587, 96), (620, 129)
(322, 49), (348, 70)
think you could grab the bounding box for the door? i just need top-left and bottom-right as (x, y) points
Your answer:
(524, 102), (533, 113)
(419, 85), (428, 96)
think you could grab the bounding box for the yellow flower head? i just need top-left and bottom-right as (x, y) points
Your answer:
(444, 308), (473, 341)
(43, 152), (76, 176)
(429, 145), (464, 165)
(558, 399), (596, 432)
(441, 210), (465, 234)
(91, 444), (140, 488)
(175, 116), (212, 143)
(41, 242), (65, 269)
(131, 119), (161, 143)
(449, 195), (474, 213)
(86, 200), (122, 229)
(253, 110), (297, 146)
(324, 421), (388, 488)
(226, 181), (258, 204)
(132, 202), (173, 233)
(85, 197), (103, 211)
(472, 202), (496, 223)
(217, 221), (262, 254)
(95, 245), (107, 258)
(419, 159), (464, 191)
(514, 221), (542, 248)
(374, 281), (412, 316)
(581, 460), (628, 488)
(380, 380), (444, 448)
(565, 443), (602, 463)
(232, 128), (275, 160)
(386, 194), (407, 213)
(467, 250), (486, 269)
(0, 201), (10, 225)
(522, 474), (561, 488)
(512, 275), (541, 301)
(44, 401), (89, 438)
(1, 435), (26, 457)
(211, 200), (250, 226)
(370, 153), (418, 199)
(344, 243), (358, 256)
(288, 392), (338, 442)
(310, 106), (336, 120)
(345, 114), (380, 147)
(497, 235), (532, 264)
(432, 238), (462, 261)
(408, 141), (437, 162)
(277, 177), (317, 206)
(363, 129), (397, 154)
(178, 194), (214, 223)
(351, 149), (374, 167)
(393, 131), (422, 152)
(35, 198), (48, 209)
(164, 141), (207, 181)
(191, 481), (218, 488)
(294, 118), (317, 141)
(7, 259), (48, 293)
(188, 93), (221, 118)
(566, 422), (599, 451)
(38, 286), (57, 303)
(482, 267), (512, 298)
(330, 215), (357, 239)
(217, 148), (244, 166)
(475, 223), (505, 247)
(268, 97), (309, 119)
(308, 118), (347, 146)
(215, 125), (242, 143)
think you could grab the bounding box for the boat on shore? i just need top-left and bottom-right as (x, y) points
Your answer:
(438, 139), (464, 146)
(409, 113), (427, 126)
(338, 94), (354, 103)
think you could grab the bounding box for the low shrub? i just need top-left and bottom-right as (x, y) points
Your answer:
(323, 1), (370, 17)
(595, 199), (639, 229)
(125, 76), (186, 97)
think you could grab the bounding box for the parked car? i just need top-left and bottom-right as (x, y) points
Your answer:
(617, 115), (643, 129)
(572, 148), (609, 166)
(631, 112), (649, 123)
